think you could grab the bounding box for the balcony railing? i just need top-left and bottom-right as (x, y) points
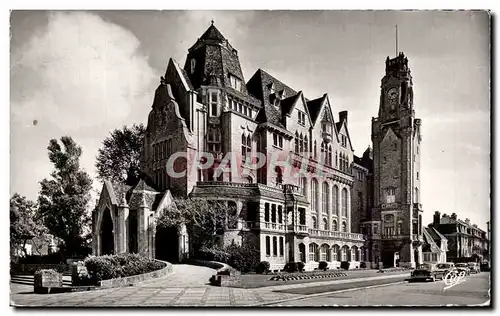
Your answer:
(287, 224), (308, 233)
(195, 181), (284, 194)
(308, 229), (364, 241)
(243, 221), (286, 231)
(264, 222), (287, 231)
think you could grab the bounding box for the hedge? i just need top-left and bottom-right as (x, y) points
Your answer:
(83, 253), (166, 285)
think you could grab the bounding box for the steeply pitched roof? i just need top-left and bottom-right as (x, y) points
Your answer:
(248, 69), (300, 128)
(427, 226), (447, 241)
(177, 63), (195, 90)
(306, 96), (324, 125)
(281, 93), (301, 117)
(200, 24), (226, 41)
(423, 227), (441, 253)
(335, 122), (343, 132)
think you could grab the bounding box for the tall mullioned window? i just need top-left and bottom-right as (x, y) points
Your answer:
(384, 214), (395, 236)
(208, 89), (220, 117)
(207, 129), (221, 153)
(322, 182), (329, 214)
(332, 185), (339, 216)
(341, 188), (348, 217)
(311, 179), (319, 214)
(241, 134), (252, 164)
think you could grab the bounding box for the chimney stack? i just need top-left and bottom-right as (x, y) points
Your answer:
(433, 211), (441, 228)
(339, 111), (348, 126)
(465, 218), (470, 225)
(451, 213), (457, 220)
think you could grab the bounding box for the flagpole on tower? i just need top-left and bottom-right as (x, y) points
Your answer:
(395, 25), (398, 56)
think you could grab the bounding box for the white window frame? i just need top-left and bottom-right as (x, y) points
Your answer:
(229, 74), (241, 91)
(208, 89), (220, 117)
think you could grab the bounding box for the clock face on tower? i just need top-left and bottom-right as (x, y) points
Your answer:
(387, 87), (399, 101)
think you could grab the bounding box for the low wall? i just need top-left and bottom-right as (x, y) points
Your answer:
(185, 259), (241, 287)
(11, 264), (70, 275)
(98, 260), (173, 289)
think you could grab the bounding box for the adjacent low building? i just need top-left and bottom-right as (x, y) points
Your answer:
(430, 211), (488, 263)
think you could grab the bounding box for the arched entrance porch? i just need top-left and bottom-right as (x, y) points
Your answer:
(100, 208), (114, 255)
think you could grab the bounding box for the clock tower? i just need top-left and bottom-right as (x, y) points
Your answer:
(368, 52), (423, 269)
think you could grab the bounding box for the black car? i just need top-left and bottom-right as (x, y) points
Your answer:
(455, 263), (471, 276)
(411, 263), (446, 282)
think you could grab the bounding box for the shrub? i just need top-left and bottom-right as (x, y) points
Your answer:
(340, 261), (350, 270)
(195, 243), (259, 273)
(319, 261), (328, 271)
(284, 262), (298, 273)
(226, 243), (259, 273)
(297, 261), (305, 272)
(256, 261), (271, 274)
(84, 253), (166, 285)
(360, 261), (367, 269)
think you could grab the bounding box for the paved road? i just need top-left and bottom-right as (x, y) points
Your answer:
(268, 272), (491, 306)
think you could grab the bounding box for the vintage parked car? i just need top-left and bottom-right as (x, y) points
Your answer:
(455, 263), (471, 276)
(468, 262), (480, 274)
(436, 262), (458, 277)
(411, 263), (446, 282)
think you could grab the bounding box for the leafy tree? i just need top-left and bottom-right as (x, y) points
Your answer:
(95, 124), (145, 186)
(38, 136), (93, 257)
(10, 193), (48, 257)
(156, 198), (238, 250)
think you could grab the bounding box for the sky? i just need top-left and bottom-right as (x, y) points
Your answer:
(10, 10), (490, 230)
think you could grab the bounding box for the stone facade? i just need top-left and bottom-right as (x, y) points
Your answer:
(93, 24), (426, 270)
(431, 211), (488, 262)
(360, 53), (424, 269)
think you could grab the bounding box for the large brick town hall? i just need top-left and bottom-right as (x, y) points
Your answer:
(92, 23), (427, 270)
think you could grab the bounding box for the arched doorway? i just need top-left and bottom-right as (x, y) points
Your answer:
(155, 225), (179, 263)
(100, 208), (114, 255)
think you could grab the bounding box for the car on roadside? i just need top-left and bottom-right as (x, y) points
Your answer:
(436, 262), (458, 277)
(411, 263), (446, 282)
(468, 262), (480, 274)
(455, 263), (471, 276)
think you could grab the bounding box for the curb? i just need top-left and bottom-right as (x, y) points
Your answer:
(247, 280), (406, 306)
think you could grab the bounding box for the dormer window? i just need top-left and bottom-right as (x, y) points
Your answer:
(268, 83), (275, 94)
(229, 74), (241, 91)
(190, 58), (196, 74)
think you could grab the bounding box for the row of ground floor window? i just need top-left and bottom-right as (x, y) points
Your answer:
(264, 237), (367, 262)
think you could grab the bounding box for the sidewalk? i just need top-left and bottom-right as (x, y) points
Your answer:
(11, 266), (409, 307)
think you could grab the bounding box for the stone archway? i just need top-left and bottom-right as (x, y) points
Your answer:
(100, 208), (114, 255)
(155, 225), (179, 263)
